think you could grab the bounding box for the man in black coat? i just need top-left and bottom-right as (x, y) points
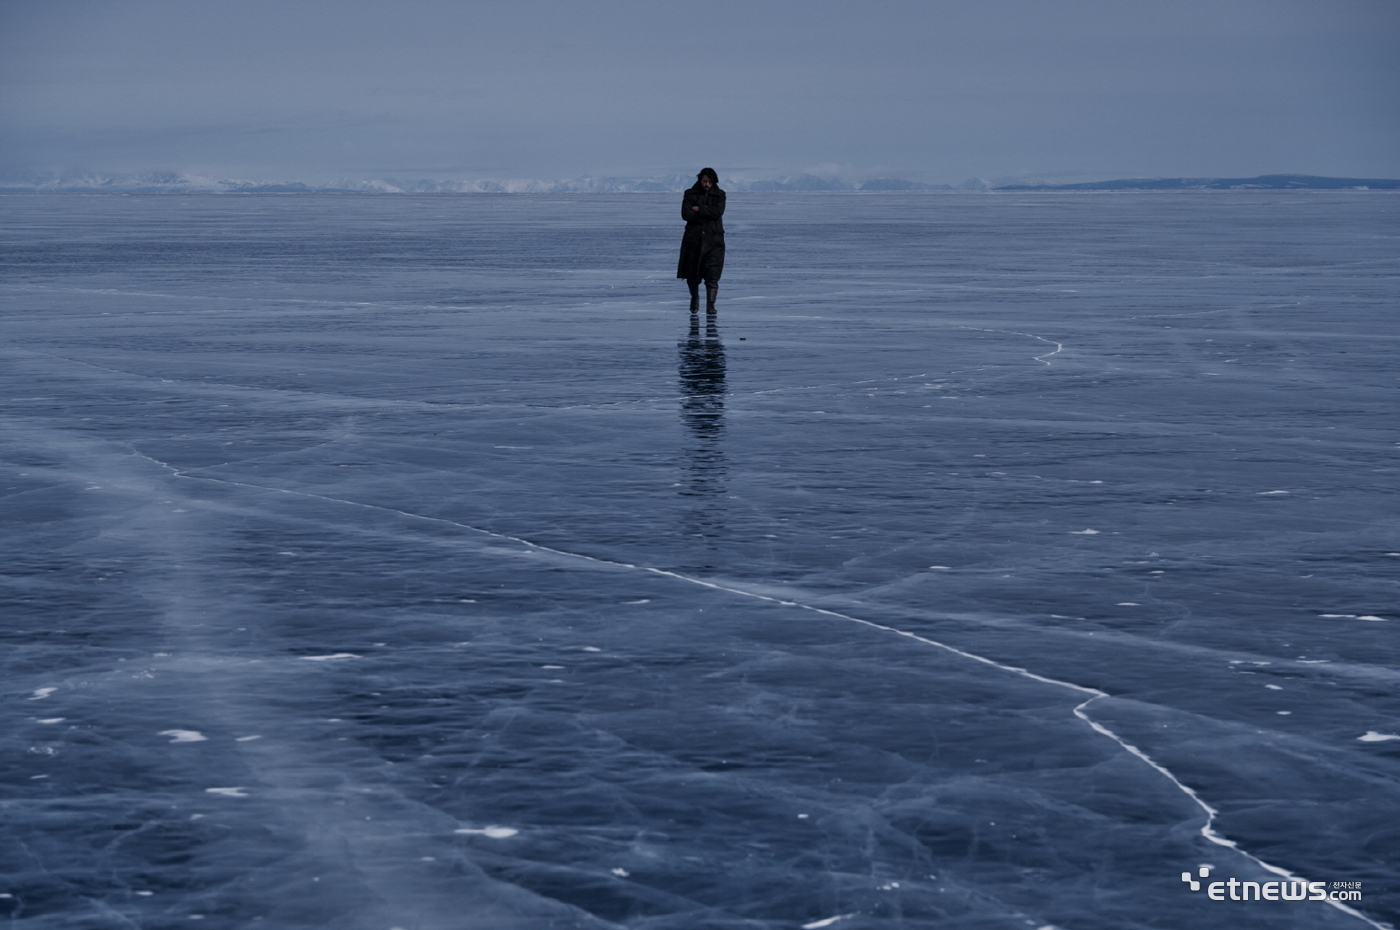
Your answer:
(677, 167), (725, 314)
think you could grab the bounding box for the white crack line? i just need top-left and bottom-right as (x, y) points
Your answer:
(144, 456), (1386, 930)
(957, 326), (1064, 366)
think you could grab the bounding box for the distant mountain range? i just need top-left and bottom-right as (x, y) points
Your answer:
(0, 171), (966, 194)
(994, 174), (1400, 191)
(1, 171), (1395, 194)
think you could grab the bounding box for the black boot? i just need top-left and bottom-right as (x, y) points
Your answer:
(687, 280), (700, 314)
(705, 282), (718, 314)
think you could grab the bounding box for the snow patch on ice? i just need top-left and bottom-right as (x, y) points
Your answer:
(159, 730), (207, 743)
(803, 915), (857, 929)
(454, 826), (518, 838)
(1359, 732), (1400, 742)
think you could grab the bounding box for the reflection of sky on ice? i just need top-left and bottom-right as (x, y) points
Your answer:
(1, 193), (1396, 929)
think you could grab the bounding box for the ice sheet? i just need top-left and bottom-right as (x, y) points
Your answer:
(2, 192), (1397, 929)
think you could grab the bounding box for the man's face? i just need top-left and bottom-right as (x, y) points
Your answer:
(700, 177), (713, 190)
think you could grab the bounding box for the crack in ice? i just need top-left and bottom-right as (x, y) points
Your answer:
(141, 456), (1386, 929)
(957, 326), (1064, 366)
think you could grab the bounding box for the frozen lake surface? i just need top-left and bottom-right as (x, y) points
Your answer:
(2, 191), (1397, 929)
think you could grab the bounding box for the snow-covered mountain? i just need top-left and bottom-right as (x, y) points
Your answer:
(995, 174), (1400, 191)
(3, 171), (1395, 194)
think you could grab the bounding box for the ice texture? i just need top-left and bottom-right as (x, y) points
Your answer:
(2, 192), (1398, 929)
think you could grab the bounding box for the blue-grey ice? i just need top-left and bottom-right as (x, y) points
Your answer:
(2, 192), (1397, 929)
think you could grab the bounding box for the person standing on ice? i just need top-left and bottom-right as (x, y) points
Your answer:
(678, 167), (726, 314)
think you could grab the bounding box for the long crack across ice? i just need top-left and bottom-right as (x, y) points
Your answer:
(147, 459), (1388, 930)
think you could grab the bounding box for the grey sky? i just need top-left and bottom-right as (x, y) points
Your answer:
(2, 0), (1397, 184)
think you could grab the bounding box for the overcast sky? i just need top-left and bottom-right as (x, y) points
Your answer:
(2, 0), (1397, 184)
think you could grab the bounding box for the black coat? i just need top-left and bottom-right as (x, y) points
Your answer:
(677, 186), (725, 281)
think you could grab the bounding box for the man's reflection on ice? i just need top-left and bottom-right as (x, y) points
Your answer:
(677, 317), (727, 532)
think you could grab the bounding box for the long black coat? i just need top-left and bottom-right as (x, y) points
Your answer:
(676, 186), (725, 282)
